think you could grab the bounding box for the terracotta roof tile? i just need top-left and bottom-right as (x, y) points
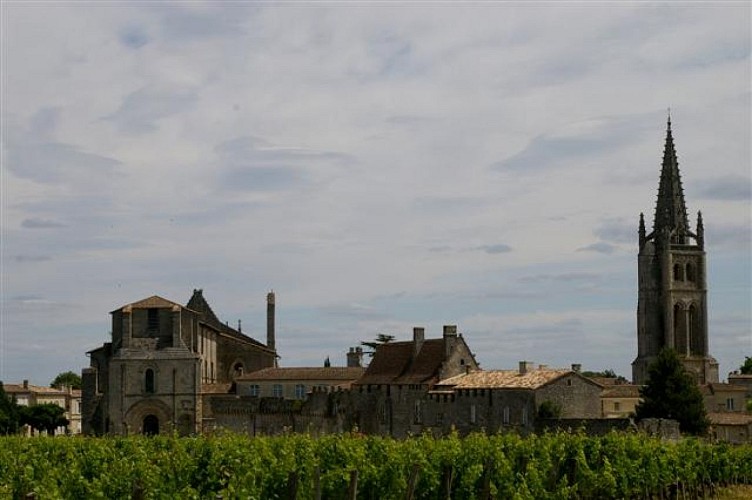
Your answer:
(701, 383), (748, 395)
(436, 369), (577, 390)
(3, 384), (69, 395)
(601, 385), (641, 398)
(187, 290), (271, 350)
(356, 339), (447, 386)
(239, 367), (365, 381)
(112, 295), (183, 312)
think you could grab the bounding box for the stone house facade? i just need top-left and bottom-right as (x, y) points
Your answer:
(3, 381), (82, 435)
(701, 383), (747, 413)
(351, 326), (480, 437)
(599, 384), (641, 419)
(708, 412), (752, 444)
(82, 290), (276, 436)
(429, 363), (603, 435)
(235, 367), (365, 400)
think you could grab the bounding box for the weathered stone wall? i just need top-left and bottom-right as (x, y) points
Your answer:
(107, 351), (200, 435)
(536, 375), (602, 419)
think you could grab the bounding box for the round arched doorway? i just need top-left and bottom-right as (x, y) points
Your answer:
(143, 414), (160, 436)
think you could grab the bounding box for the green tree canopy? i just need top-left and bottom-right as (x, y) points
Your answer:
(21, 403), (69, 436)
(740, 356), (752, 375)
(581, 369), (629, 384)
(0, 383), (22, 435)
(360, 333), (395, 357)
(50, 371), (82, 390)
(635, 348), (709, 436)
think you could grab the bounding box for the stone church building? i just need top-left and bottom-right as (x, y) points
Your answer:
(632, 117), (719, 385)
(82, 290), (277, 435)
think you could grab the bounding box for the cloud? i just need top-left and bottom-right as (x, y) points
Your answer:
(21, 218), (65, 229)
(594, 218), (637, 245)
(478, 244), (513, 254)
(518, 272), (601, 284)
(213, 135), (354, 192)
(578, 242), (618, 254)
(119, 25), (149, 49)
(103, 86), (198, 134)
(693, 175), (752, 201)
(6, 140), (121, 185)
(13, 255), (52, 263)
(490, 114), (652, 173)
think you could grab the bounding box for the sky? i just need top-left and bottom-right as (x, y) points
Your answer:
(1, 2), (750, 387)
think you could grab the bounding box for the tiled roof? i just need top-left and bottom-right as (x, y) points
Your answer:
(602, 385), (641, 398)
(355, 339), (447, 386)
(112, 295), (183, 312)
(708, 412), (752, 426)
(701, 383), (748, 395)
(238, 367), (365, 382)
(436, 369), (579, 390)
(186, 290), (272, 351)
(3, 383), (69, 395)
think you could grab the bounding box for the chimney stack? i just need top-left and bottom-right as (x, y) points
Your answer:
(413, 327), (425, 357)
(266, 291), (275, 351)
(519, 361), (534, 375)
(23, 379), (28, 389)
(571, 363), (582, 373)
(443, 325), (458, 358)
(347, 347), (364, 368)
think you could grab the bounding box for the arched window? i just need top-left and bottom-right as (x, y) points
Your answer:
(673, 304), (684, 353)
(686, 263), (695, 282)
(673, 263), (683, 281)
(145, 369), (155, 394)
(143, 414), (159, 436)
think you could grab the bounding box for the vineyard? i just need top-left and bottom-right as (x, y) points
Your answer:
(1, 432), (750, 499)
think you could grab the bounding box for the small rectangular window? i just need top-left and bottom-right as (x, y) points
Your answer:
(249, 384), (260, 397)
(414, 400), (422, 424)
(295, 384), (306, 400)
(273, 384), (283, 398)
(503, 406), (510, 425)
(614, 402), (621, 412)
(147, 308), (159, 330)
(726, 398), (735, 411)
(470, 404), (477, 424)
(522, 407), (528, 425)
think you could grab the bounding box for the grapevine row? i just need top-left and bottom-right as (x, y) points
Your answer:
(0, 431), (750, 499)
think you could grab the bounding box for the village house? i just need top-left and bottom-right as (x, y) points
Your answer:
(701, 383), (747, 413)
(3, 380), (82, 435)
(708, 412), (752, 445)
(429, 363), (603, 435)
(351, 326), (479, 438)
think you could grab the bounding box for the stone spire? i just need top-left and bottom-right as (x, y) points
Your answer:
(653, 114), (690, 243)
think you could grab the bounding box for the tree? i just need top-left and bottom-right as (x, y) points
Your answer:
(0, 383), (22, 435)
(635, 348), (709, 436)
(360, 333), (395, 357)
(537, 400), (562, 419)
(739, 357), (752, 375)
(21, 403), (69, 436)
(51, 371), (82, 390)
(581, 369), (629, 384)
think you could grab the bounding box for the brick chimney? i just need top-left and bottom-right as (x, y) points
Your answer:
(518, 361), (534, 375)
(266, 291), (275, 351)
(413, 327), (425, 357)
(347, 347), (364, 368)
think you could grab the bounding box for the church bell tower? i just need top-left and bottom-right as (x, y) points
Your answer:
(632, 115), (719, 385)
